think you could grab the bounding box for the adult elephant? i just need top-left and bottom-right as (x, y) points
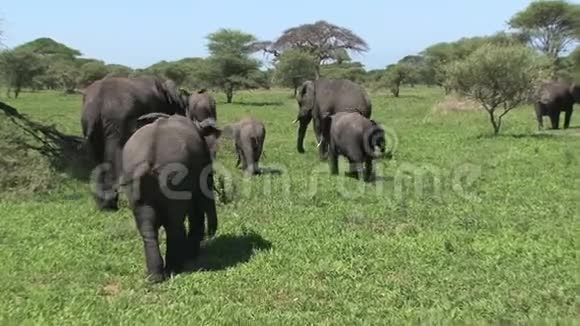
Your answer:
(535, 81), (580, 130)
(187, 89), (217, 122)
(81, 76), (188, 211)
(294, 78), (372, 160)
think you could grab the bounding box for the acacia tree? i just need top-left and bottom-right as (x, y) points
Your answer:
(509, 0), (580, 60)
(261, 21), (368, 78)
(0, 50), (45, 98)
(274, 49), (317, 95)
(446, 44), (550, 135)
(382, 64), (412, 97)
(203, 29), (260, 103)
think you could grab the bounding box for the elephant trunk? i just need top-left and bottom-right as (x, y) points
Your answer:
(296, 115), (311, 153)
(205, 174), (218, 238)
(205, 197), (218, 238)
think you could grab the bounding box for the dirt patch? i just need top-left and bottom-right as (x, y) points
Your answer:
(432, 96), (481, 114)
(100, 282), (122, 297)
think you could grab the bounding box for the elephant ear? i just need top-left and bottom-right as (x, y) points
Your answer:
(162, 79), (187, 114)
(570, 83), (580, 103)
(297, 80), (314, 101)
(195, 118), (222, 139)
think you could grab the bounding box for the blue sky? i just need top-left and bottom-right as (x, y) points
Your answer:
(1, 0), (534, 70)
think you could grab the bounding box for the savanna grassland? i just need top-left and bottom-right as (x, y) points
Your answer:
(0, 87), (578, 324)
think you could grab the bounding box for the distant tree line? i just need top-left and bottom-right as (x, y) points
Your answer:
(0, 0), (579, 104)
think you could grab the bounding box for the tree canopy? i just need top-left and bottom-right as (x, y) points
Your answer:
(509, 0), (580, 59)
(446, 44), (550, 134)
(265, 21), (368, 78)
(273, 49), (317, 95)
(0, 49), (45, 98)
(15, 37), (81, 59)
(203, 29), (261, 103)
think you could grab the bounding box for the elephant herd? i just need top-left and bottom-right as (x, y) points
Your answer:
(80, 76), (385, 282)
(80, 76), (578, 282)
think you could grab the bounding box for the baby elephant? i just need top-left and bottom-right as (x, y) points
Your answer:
(324, 112), (386, 182)
(121, 113), (221, 283)
(224, 118), (266, 175)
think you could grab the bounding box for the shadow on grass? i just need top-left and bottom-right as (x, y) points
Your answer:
(343, 172), (394, 183)
(187, 230), (272, 272)
(233, 101), (284, 107)
(386, 94), (426, 100)
(0, 101), (92, 181)
(257, 167), (284, 176)
(475, 133), (559, 140)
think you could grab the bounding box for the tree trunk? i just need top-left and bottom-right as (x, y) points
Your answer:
(488, 111), (501, 135)
(314, 63), (321, 80)
(293, 85), (298, 97)
(14, 87), (21, 99)
(225, 87), (233, 103)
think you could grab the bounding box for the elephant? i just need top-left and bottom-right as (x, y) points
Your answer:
(187, 89), (217, 122)
(535, 81), (580, 130)
(81, 76), (188, 211)
(324, 112), (386, 182)
(223, 117), (266, 175)
(294, 78), (372, 160)
(120, 113), (221, 283)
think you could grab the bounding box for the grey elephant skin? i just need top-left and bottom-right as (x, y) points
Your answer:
(224, 118), (266, 175)
(295, 78), (372, 160)
(535, 81), (580, 130)
(325, 112), (386, 182)
(121, 113), (221, 283)
(187, 89), (217, 122)
(81, 76), (188, 211)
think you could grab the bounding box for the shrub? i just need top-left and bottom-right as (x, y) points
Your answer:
(445, 44), (550, 134)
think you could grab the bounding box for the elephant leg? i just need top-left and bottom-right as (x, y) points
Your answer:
(163, 204), (187, 275)
(237, 143), (248, 171)
(134, 204), (165, 283)
(187, 201), (204, 261)
(241, 142), (257, 175)
(96, 139), (121, 211)
(364, 158), (374, 182)
(235, 146), (242, 168)
(254, 140), (264, 174)
(329, 142), (339, 175)
(549, 112), (560, 130)
(563, 107), (573, 129)
(534, 103), (544, 130)
(347, 159), (364, 180)
(203, 190), (218, 238)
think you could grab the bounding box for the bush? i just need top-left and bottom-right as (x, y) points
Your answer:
(445, 44), (550, 134)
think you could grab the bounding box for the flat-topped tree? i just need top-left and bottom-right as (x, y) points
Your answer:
(509, 0), (580, 60)
(266, 21), (369, 78)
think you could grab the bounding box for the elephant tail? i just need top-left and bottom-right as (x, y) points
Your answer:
(119, 120), (162, 187)
(363, 89), (372, 118)
(119, 161), (152, 187)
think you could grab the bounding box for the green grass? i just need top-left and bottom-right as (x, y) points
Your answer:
(0, 87), (578, 324)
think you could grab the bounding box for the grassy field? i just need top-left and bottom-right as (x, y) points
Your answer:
(0, 87), (578, 324)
